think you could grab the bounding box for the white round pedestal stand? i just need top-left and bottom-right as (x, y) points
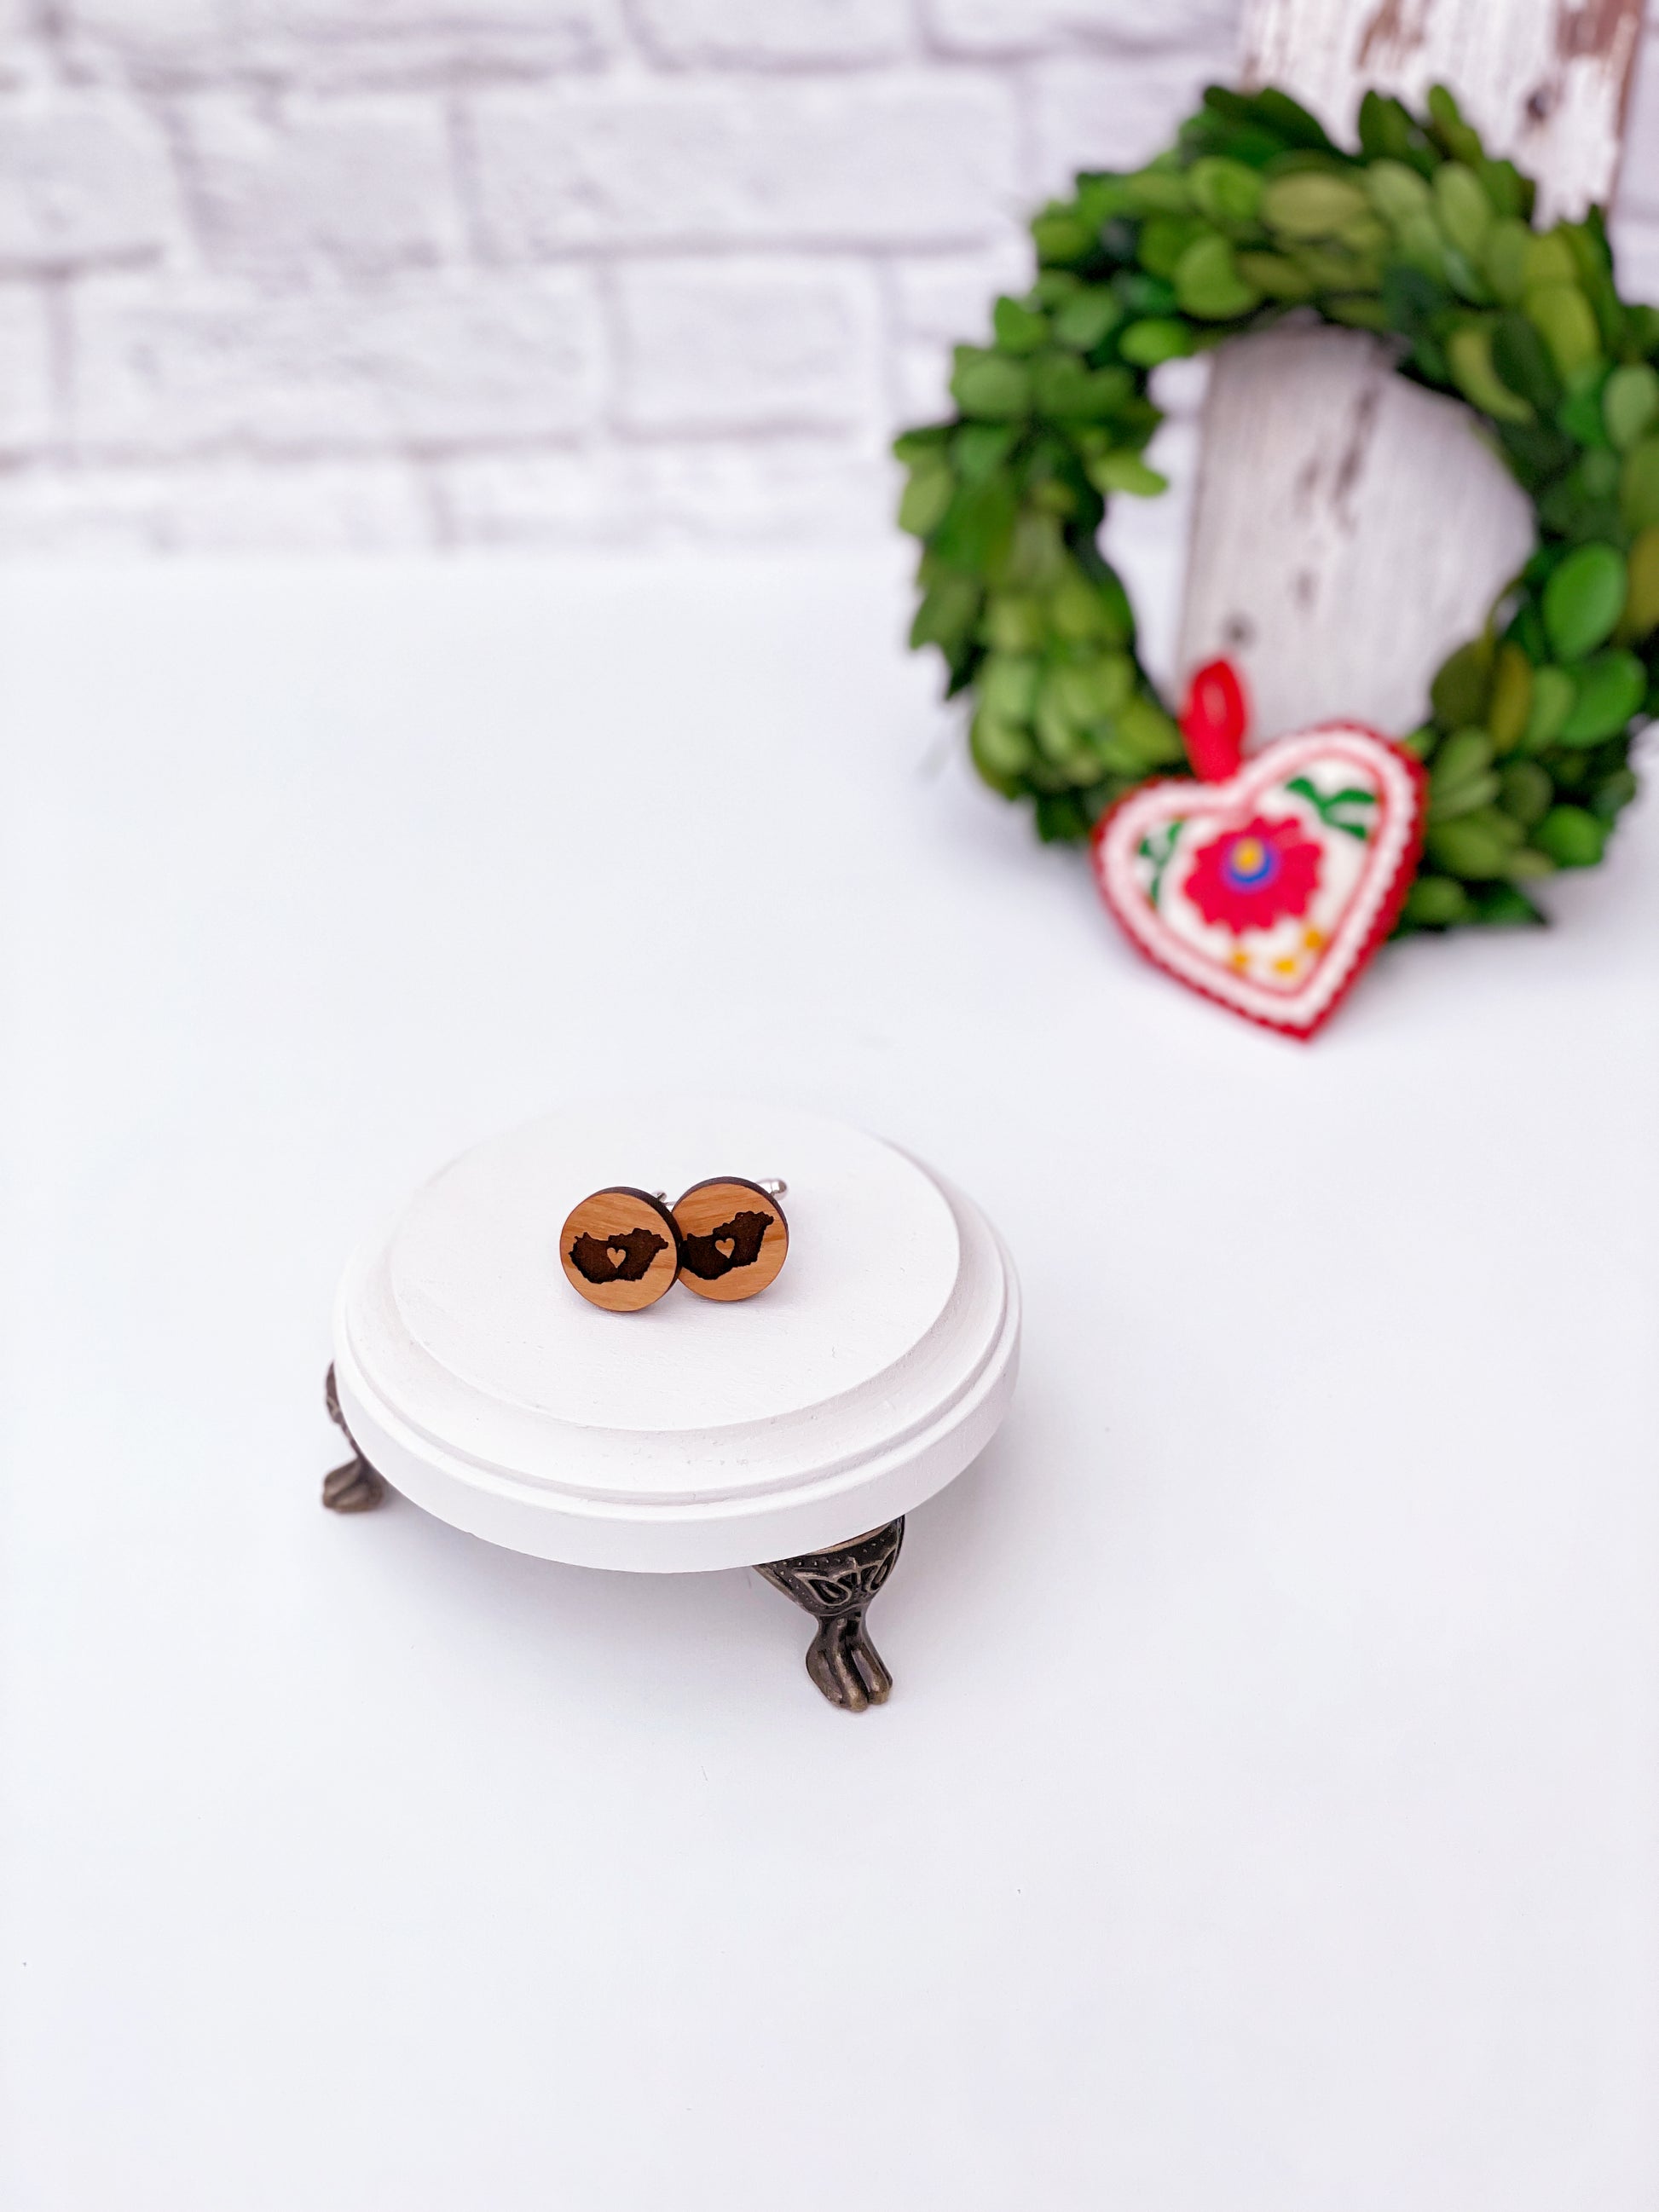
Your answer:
(327, 1097), (1020, 1709)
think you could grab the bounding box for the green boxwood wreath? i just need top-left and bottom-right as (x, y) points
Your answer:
(895, 83), (1659, 933)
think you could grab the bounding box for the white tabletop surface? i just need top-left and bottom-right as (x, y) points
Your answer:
(2, 546), (1656, 2212)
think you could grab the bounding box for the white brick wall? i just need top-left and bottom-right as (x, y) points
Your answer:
(2, 1), (1657, 553)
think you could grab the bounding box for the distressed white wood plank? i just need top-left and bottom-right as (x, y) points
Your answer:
(1177, 0), (1646, 742)
(1242, 0), (1644, 222)
(1182, 328), (1536, 741)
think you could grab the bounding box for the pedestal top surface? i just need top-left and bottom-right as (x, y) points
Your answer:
(378, 1096), (961, 1435)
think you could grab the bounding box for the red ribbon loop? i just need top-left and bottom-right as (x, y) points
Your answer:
(1180, 657), (1250, 782)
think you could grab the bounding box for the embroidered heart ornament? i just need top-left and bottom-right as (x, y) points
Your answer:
(1092, 721), (1425, 1039)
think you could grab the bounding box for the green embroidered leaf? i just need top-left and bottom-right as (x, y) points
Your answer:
(1139, 820), (1185, 906)
(1286, 775), (1379, 836)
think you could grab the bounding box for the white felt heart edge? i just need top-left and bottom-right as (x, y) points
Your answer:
(1090, 723), (1426, 1040)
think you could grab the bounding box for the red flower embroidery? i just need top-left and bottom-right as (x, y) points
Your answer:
(1184, 812), (1322, 934)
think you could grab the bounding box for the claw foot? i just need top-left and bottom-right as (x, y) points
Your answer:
(756, 1519), (905, 1712)
(322, 1363), (386, 1514)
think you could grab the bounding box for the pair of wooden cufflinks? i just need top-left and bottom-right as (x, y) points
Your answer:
(559, 1177), (789, 1312)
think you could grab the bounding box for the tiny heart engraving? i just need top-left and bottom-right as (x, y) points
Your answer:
(1092, 721), (1425, 1039)
(715, 1237), (736, 1259)
(607, 1245), (629, 1269)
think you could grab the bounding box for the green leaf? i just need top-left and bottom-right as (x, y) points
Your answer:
(1030, 354), (1133, 420)
(1523, 231), (1578, 289)
(1118, 318), (1194, 367)
(1244, 86), (1337, 151)
(1490, 311), (1560, 412)
(1053, 651), (1135, 723)
(1260, 170), (1372, 240)
(1542, 541), (1627, 660)
(1497, 759), (1552, 828)
(1003, 506), (1067, 591)
(1364, 158), (1432, 226)
(1502, 848), (1555, 881)
(1487, 641), (1534, 753)
(982, 594), (1046, 652)
(1430, 770), (1501, 822)
(898, 460), (953, 537)
(1523, 280), (1602, 380)
(910, 574), (980, 656)
(980, 651), (1040, 724)
(1034, 677), (1092, 766)
(970, 707), (1032, 788)
(1187, 156), (1264, 227)
(1357, 90), (1436, 175)
(1433, 162), (1492, 258)
(1621, 436), (1659, 534)
(1477, 158), (1530, 222)
(1468, 882), (1547, 925)
(1554, 649), (1646, 743)
(1556, 361), (1613, 449)
(1427, 816), (1522, 878)
(1615, 525), (1659, 643)
(1114, 269), (1177, 316)
(931, 474), (1018, 570)
(1494, 418), (1576, 493)
(1430, 637), (1493, 727)
(1402, 875), (1470, 927)
(1047, 568), (1128, 645)
(952, 421), (1017, 483)
(991, 296), (1049, 355)
(951, 349), (1032, 421)
(1483, 218), (1531, 305)
(1113, 695), (1185, 768)
(1431, 725), (1494, 786)
(1326, 294), (1392, 331)
(893, 425), (950, 465)
(1447, 323), (1532, 423)
(1051, 287), (1122, 350)
(1534, 804), (1606, 868)
(1590, 766), (1639, 822)
(1033, 792), (1092, 841)
(1520, 664), (1575, 751)
(1173, 232), (1262, 320)
(1122, 167), (1193, 215)
(1441, 242), (1494, 306)
(1138, 212), (1206, 279)
(1087, 450), (1168, 498)
(1426, 83), (1484, 165)
(1032, 209), (1095, 267)
(1080, 564), (1135, 645)
(1234, 250), (1315, 301)
(1604, 361), (1659, 452)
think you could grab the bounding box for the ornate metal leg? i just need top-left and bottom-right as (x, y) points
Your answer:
(322, 1363), (386, 1514)
(755, 1520), (905, 1712)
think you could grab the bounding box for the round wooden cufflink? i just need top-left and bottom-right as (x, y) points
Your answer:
(671, 1177), (789, 1302)
(559, 1187), (682, 1313)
